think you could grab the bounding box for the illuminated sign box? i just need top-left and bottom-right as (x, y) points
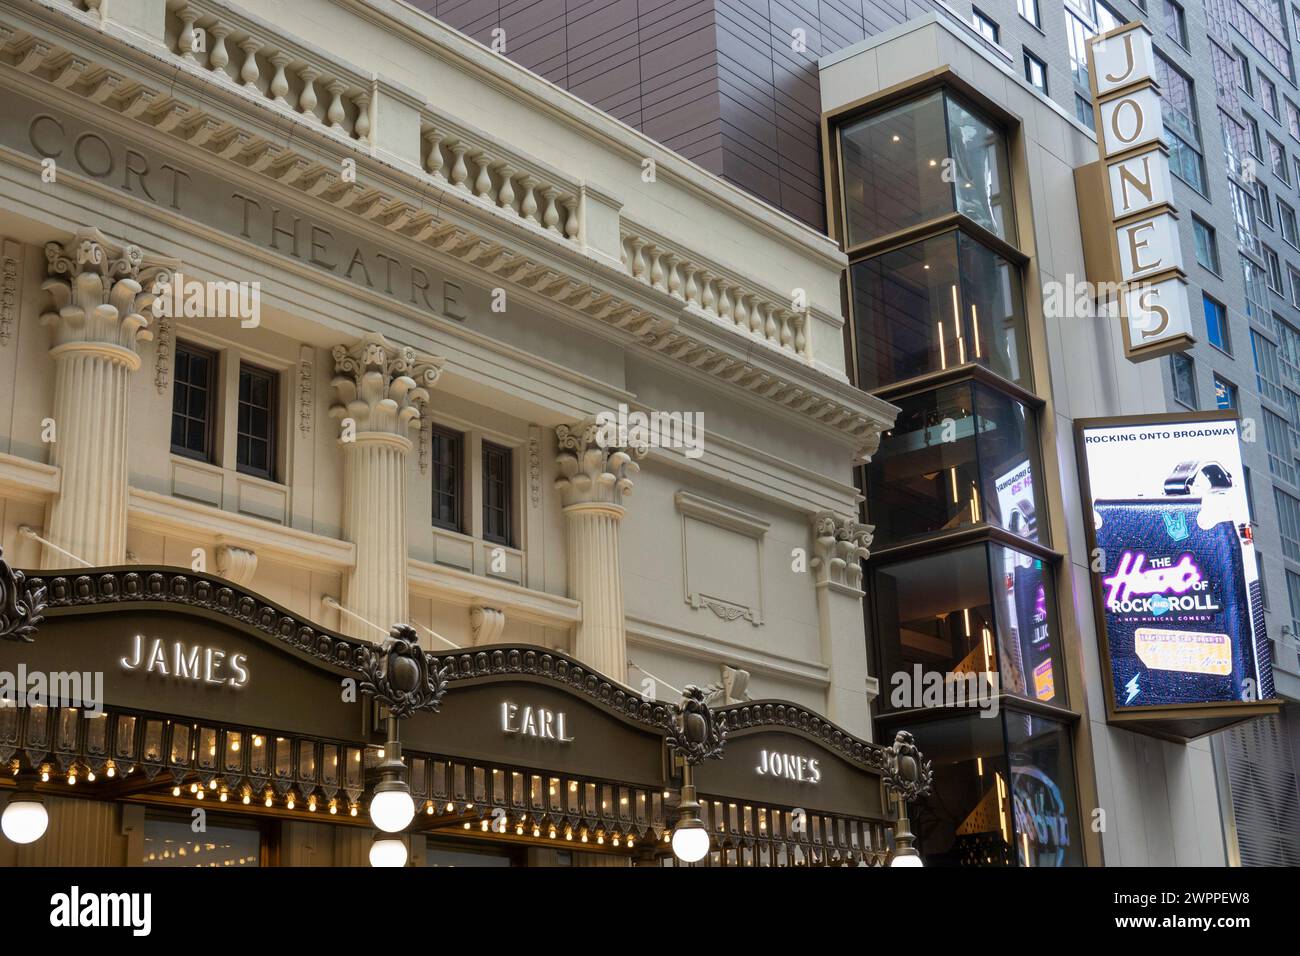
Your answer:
(1075, 411), (1279, 741)
(1074, 22), (1196, 362)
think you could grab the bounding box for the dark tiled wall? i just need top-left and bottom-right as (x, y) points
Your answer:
(408, 0), (931, 230)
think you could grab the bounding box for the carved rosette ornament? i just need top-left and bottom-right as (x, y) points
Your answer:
(810, 511), (872, 591)
(667, 684), (727, 765)
(0, 549), (46, 643)
(357, 624), (450, 719)
(554, 420), (646, 509)
(41, 229), (178, 568)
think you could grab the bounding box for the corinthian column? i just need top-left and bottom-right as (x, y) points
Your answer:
(554, 420), (645, 681)
(41, 229), (168, 568)
(331, 333), (443, 638)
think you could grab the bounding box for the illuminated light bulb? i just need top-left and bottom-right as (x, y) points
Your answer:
(515, 824), (524, 835)
(265, 793), (274, 808)
(285, 795), (295, 810)
(66, 772), (76, 786)
(891, 134), (900, 142)
(242, 793), (251, 806)
(570, 782), (578, 792)
(597, 834), (605, 845)
(532, 826), (540, 838)
(308, 797), (317, 812)
(671, 826), (710, 863)
(481, 820), (490, 832)
(349, 805), (358, 817)
(219, 791), (228, 803)
(172, 786), (181, 797)
(190, 783), (199, 794)
(446, 802), (454, 812)
(209, 779), (218, 790)
(548, 826), (557, 839)
(425, 802), (434, 815)
(231, 740), (240, 752)
(580, 831), (588, 843)
(369, 837), (406, 868)
(1, 795), (48, 844)
(195, 789), (204, 800)
(86, 771), (96, 783)
(370, 789), (415, 833)
(464, 822), (472, 829)
(612, 835), (620, 847)
(105, 764), (116, 779)
(253, 736), (263, 748)
(627, 836), (635, 848)
(39, 768), (49, 783)
(329, 802), (338, 815)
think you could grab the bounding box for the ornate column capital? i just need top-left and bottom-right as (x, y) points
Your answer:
(554, 419), (646, 509)
(329, 332), (444, 439)
(40, 227), (174, 367)
(811, 510), (872, 590)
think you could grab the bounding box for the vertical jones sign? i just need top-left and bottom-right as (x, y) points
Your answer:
(1084, 22), (1195, 361)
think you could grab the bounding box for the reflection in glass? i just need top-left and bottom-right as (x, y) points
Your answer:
(870, 543), (1064, 708)
(946, 95), (1014, 239)
(906, 715), (1013, 866)
(866, 382), (1042, 547)
(850, 231), (1026, 390)
(1005, 713), (1082, 866)
(141, 813), (260, 867)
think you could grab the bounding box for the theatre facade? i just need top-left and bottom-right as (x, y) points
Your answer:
(0, 0), (899, 865)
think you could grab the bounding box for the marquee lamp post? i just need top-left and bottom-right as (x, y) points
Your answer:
(666, 685), (726, 864)
(883, 730), (933, 868)
(0, 549), (49, 846)
(357, 623), (449, 867)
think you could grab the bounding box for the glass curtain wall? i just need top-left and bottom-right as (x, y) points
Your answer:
(836, 87), (1081, 866)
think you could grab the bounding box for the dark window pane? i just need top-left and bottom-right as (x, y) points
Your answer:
(850, 230), (1027, 390)
(171, 344), (215, 462)
(870, 542), (1064, 710)
(482, 442), (512, 546)
(840, 91), (952, 245)
(431, 426), (463, 532)
(236, 365), (276, 480)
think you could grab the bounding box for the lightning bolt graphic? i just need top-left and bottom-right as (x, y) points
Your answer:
(1124, 673), (1141, 705)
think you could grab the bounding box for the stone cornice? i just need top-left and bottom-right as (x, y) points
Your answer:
(0, 2), (896, 450)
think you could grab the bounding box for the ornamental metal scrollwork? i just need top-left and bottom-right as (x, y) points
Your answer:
(0, 549), (46, 643)
(667, 684), (726, 765)
(358, 623), (450, 718)
(882, 730), (933, 805)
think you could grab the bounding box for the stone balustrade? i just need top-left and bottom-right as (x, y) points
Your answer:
(621, 229), (812, 361)
(171, 2), (370, 142)
(421, 120), (581, 244)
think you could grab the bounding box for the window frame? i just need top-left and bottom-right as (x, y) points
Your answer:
(1202, 293), (1232, 354)
(234, 361), (278, 481)
(170, 341), (219, 465)
(481, 440), (514, 548)
(429, 422), (466, 534)
(1024, 51), (1049, 93)
(1192, 216), (1220, 273)
(1170, 351), (1198, 408)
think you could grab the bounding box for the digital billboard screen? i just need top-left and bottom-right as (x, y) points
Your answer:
(1077, 413), (1273, 714)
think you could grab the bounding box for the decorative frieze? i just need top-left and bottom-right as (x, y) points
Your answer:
(0, 240), (18, 347)
(810, 511), (872, 591)
(297, 346), (313, 437)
